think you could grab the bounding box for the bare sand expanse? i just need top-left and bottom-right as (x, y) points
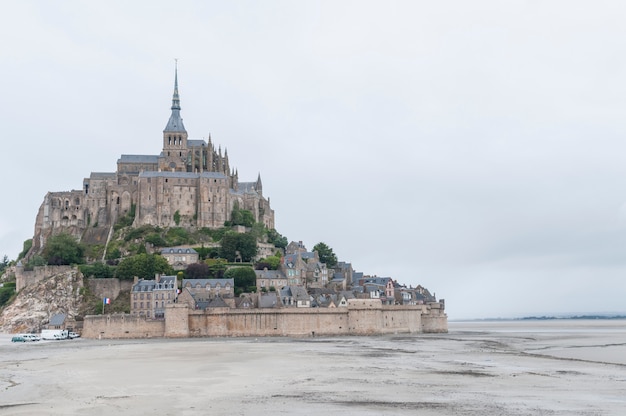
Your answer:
(1, 320), (625, 416)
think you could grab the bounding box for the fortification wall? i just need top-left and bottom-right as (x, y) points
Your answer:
(86, 278), (132, 302)
(82, 314), (165, 339)
(16, 265), (75, 292)
(83, 299), (447, 339)
(188, 308), (351, 337)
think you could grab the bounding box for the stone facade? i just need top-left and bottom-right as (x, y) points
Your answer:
(130, 275), (178, 319)
(82, 299), (448, 339)
(28, 68), (274, 259)
(160, 247), (199, 270)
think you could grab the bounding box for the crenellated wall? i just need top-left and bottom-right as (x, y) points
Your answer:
(84, 299), (447, 339)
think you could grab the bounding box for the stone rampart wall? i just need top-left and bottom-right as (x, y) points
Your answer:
(86, 278), (133, 302)
(82, 314), (164, 339)
(16, 265), (75, 292)
(83, 299), (447, 339)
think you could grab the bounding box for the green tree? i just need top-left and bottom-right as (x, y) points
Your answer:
(206, 258), (228, 278)
(43, 233), (85, 265)
(185, 262), (209, 279)
(254, 254), (281, 270)
(219, 231), (257, 262)
(224, 266), (256, 291)
(267, 229), (288, 249)
(0, 282), (16, 307)
(17, 239), (32, 260)
(313, 242), (337, 267)
(114, 253), (173, 280)
(0, 255), (8, 273)
(80, 262), (114, 279)
(25, 255), (46, 270)
(229, 201), (255, 227)
(173, 210), (181, 226)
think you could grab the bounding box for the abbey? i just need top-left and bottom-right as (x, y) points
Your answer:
(31, 69), (274, 254)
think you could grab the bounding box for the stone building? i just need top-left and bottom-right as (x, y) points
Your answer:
(160, 247), (199, 270)
(130, 275), (178, 319)
(29, 66), (274, 257)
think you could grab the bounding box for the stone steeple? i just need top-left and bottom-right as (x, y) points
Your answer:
(161, 61), (189, 172)
(164, 61), (186, 133)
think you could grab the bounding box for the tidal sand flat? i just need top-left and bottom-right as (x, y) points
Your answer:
(1, 320), (625, 415)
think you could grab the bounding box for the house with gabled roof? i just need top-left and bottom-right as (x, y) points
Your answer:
(280, 286), (311, 308)
(160, 247), (199, 270)
(182, 278), (234, 299)
(131, 275), (178, 319)
(280, 252), (307, 286)
(255, 268), (288, 291)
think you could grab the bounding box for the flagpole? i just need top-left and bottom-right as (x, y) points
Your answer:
(102, 298), (104, 314)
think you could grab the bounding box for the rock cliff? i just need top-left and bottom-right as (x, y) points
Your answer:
(0, 268), (85, 333)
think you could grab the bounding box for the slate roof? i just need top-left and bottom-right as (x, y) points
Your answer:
(118, 154), (159, 164)
(254, 269), (287, 280)
(49, 313), (66, 326)
(133, 276), (176, 292)
(232, 182), (259, 195)
(161, 247), (198, 255)
(206, 296), (230, 308)
(259, 293), (279, 308)
(182, 278), (234, 289)
(187, 139), (207, 147)
(139, 171), (227, 179)
(89, 172), (116, 179)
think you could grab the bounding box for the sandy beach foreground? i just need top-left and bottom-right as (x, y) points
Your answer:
(1, 320), (625, 415)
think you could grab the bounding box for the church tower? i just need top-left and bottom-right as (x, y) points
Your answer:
(161, 63), (189, 171)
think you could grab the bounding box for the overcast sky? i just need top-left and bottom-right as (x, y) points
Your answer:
(2, 1), (626, 319)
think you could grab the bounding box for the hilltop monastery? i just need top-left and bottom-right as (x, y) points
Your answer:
(30, 67), (274, 256)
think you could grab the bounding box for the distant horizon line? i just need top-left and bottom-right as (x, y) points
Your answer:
(450, 312), (626, 322)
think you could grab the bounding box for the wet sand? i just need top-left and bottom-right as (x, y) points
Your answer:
(1, 320), (625, 415)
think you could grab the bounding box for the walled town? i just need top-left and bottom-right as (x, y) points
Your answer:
(0, 69), (447, 338)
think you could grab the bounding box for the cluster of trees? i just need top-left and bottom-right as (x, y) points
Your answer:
(0, 282), (15, 308)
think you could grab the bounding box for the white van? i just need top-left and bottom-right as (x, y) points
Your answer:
(20, 334), (41, 342)
(41, 329), (68, 340)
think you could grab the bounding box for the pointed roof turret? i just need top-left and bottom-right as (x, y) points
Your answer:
(164, 61), (186, 133)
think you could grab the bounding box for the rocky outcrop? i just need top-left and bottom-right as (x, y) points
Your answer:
(0, 267), (85, 333)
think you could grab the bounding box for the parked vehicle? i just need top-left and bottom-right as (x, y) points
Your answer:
(20, 334), (41, 342)
(41, 329), (69, 340)
(11, 336), (27, 342)
(68, 332), (80, 339)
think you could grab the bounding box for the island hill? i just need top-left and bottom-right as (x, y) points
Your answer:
(0, 69), (447, 338)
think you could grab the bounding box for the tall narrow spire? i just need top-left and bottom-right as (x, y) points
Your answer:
(164, 60), (186, 132)
(172, 59), (180, 111)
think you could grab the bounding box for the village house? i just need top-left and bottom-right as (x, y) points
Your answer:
(130, 275), (178, 318)
(160, 247), (199, 270)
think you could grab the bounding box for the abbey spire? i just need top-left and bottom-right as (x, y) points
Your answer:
(164, 61), (186, 133)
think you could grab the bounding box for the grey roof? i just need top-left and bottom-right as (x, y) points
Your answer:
(49, 313), (66, 326)
(133, 276), (176, 292)
(164, 67), (186, 133)
(139, 171), (227, 179)
(255, 269), (287, 280)
(234, 182), (259, 195)
(187, 139), (207, 147)
(280, 285), (309, 301)
(182, 278), (234, 289)
(89, 172), (116, 179)
(161, 247), (197, 255)
(206, 296), (229, 308)
(362, 277), (392, 286)
(118, 154), (159, 164)
(259, 293), (279, 308)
